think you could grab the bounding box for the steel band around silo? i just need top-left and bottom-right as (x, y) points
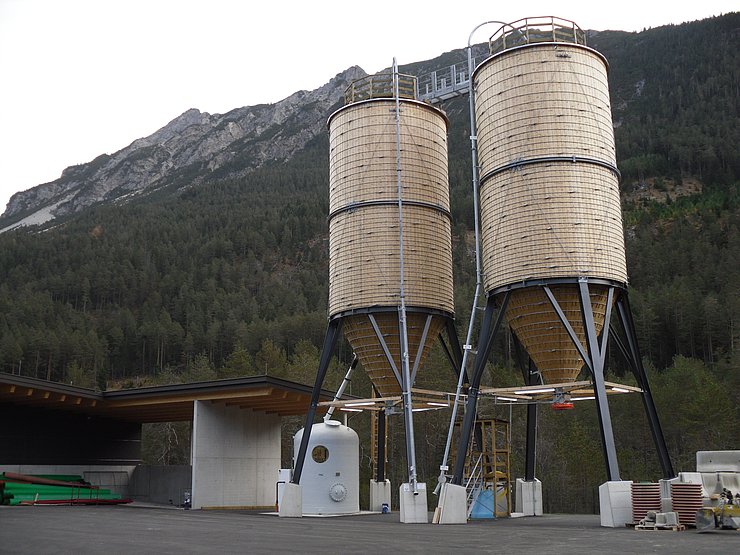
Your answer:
(328, 199), (452, 221)
(478, 155), (621, 187)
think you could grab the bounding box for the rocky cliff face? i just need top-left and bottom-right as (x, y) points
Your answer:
(1, 66), (366, 227)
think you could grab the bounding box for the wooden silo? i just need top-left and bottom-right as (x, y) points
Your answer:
(327, 77), (455, 397)
(475, 34), (625, 385)
(447, 18), (673, 487)
(290, 70), (463, 501)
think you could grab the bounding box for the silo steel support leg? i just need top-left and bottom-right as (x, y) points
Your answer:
(524, 359), (539, 481)
(577, 281), (620, 482)
(512, 335), (540, 482)
(451, 291), (510, 485)
(376, 409), (387, 482)
(443, 318), (466, 383)
(615, 293), (675, 478)
(399, 309), (419, 490)
(292, 319), (342, 485)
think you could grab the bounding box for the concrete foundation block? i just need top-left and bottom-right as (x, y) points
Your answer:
(435, 482), (467, 524)
(696, 450), (740, 472)
(399, 482), (428, 523)
(599, 480), (632, 527)
(278, 483), (302, 518)
(660, 477), (680, 512)
(369, 479), (391, 512)
(515, 478), (542, 516)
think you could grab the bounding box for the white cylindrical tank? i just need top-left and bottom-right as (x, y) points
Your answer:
(293, 420), (359, 515)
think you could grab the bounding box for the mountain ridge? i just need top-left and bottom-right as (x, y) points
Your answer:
(1, 66), (366, 230)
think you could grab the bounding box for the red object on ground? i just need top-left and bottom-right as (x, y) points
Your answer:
(19, 498), (133, 506)
(2, 472), (95, 489)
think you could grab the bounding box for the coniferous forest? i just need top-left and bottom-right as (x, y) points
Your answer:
(0, 14), (738, 512)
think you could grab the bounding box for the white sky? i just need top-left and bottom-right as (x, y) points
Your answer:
(1, 0), (736, 213)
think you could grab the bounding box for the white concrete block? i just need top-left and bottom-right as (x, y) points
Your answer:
(599, 480), (633, 527)
(660, 477), (680, 511)
(515, 478), (543, 516)
(696, 450), (740, 472)
(399, 482), (428, 523)
(436, 483), (467, 524)
(277, 469), (292, 509)
(278, 483), (303, 517)
(369, 479), (391, 512)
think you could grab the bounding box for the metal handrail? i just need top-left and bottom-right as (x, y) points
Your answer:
(465, 453), (485, 517)
(344, 72), (417, 104)
(489, 16), (586, 55)
(464, 453), (484, 493)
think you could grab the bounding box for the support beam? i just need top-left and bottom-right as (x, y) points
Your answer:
(615, 293), (675, 478)
(578, 280), (620, 481)
(512, 332), (540, 481)
(376, 408), (386, 482)
(524, 359), (539, 482)
(292, 319), (342, 484)
(410, 314), (433, 384)
(443, 318), (466, 381)
(368, 313), (403, 385)
(451, 291), (510, 485)
(399, 307), (419, 490)
(543, 285), (592, 368)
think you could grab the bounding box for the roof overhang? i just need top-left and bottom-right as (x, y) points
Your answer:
(0, 373), (339, 423)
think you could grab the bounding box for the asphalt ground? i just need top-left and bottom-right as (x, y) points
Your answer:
(0, 504), (736, 554)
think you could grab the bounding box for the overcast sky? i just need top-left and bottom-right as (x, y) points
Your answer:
(1, 0), (736, 213)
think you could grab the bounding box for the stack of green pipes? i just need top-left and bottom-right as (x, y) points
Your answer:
(0, 473), (130, 505)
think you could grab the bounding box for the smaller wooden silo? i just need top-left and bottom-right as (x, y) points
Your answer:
(327, 73), (454, 397)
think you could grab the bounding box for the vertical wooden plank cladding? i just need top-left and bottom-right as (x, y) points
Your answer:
(327, 97), (454, 393)
(475, 43), (625, 383)
(476, 44), (626, 288)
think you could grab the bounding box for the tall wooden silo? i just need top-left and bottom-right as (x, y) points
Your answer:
(450, 17), (673, 486)
(475, 28), (626, 386)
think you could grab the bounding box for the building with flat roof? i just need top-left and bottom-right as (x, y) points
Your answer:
(0, 372), (338, 509)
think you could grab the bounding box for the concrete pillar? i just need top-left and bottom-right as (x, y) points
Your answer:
(369, 479), (391, 512)
(514, 478), (543, 516)
(191, 400), (280, 509)
(278, 483), (303, 517)
(399, 482), (428, 523)
(434, 482), (467, 524)
(598, 480), (633, 527)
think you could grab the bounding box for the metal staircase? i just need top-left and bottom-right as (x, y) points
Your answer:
(453, 418), (511, 518)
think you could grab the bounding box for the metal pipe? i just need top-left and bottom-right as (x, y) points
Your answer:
(393, 58), (418, 492)
(439, 21), (509, 482)
(323, 354), (358, 422)
(452, 291), (510, 485)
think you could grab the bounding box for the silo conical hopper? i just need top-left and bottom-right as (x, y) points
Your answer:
(327, 73), (455, 397)
(474, 18), (627, 385)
